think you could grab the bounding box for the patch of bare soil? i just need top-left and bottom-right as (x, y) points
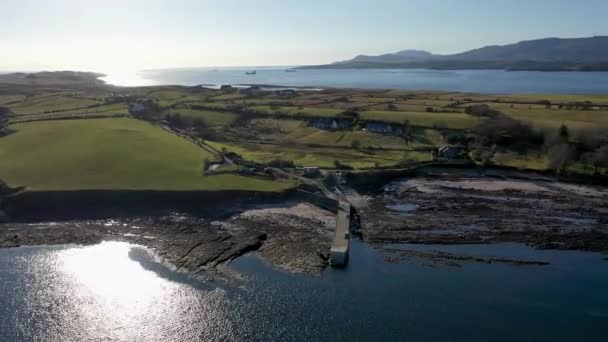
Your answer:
(352, 176), (608, 252)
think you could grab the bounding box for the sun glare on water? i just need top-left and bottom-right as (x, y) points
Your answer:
(99, 70), (156, 87)
(41, 241), (237, 341)
(60, 241), (168, 305)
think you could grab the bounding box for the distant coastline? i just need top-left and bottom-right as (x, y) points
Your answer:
(303, 36), (608, 72)
(96, 67), (608, 94)
(298, 61), (608, 72)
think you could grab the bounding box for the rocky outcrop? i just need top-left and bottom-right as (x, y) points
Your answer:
(0, 202), (336, 278)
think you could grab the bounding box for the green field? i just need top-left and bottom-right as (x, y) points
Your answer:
(502, 108), (608, 131)
(2, 77), (607, 179)
(8, 95), (101, 115)
(358, 110), (482, 129)
(0, 118), (294, 191)
(207, 140), (431, 169)
(169, 108), (238, 127)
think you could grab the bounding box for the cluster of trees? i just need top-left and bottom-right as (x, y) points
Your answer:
(456, 105), (543, 165)
(557, 101), (596, 110)
(129, 99), (162, 121)
(465, 106), (608, 174)
(575, 128), (608, 174)
(542, 125), (608, 174)
(472, 114), (543, 147)
(465, 104), (503, 118)
(543, 125), (574, 173)
(163, 113), (206, 130)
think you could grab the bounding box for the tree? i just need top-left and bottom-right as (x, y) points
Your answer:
(545, 125), (575, 174)
(580, 152), (595, 172)
(474, 115), (540, 147)
(593, 145), (608, 174)
(471, 144), (495, 166)
(401, 120), (412, 145)
(547, 143), (574, 174)
(558, 124), (569, 141)
(465, 104), (501, 118)
(351, 139), (361, 149)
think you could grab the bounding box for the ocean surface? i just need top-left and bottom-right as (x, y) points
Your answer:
(102, 67), (608, 94)
(1, 240), (606, 341)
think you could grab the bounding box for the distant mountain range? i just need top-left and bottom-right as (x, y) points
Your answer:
(302, 37), (608, 71)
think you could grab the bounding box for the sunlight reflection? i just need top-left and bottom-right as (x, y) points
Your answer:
(100, 70), (155, 87)
(59, 241), (169, 306)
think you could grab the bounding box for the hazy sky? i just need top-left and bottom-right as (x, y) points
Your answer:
(1, 0), (606, 72)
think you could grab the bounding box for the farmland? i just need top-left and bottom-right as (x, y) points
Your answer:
(1, 72), (608, 194)
(0, 118), (293, 191)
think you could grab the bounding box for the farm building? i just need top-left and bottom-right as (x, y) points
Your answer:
(365, 122), (396, 134)
(309, 118), (351, 130)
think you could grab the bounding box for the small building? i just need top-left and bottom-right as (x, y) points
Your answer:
(437, 146), (467, 160)
(309, 118), (351, 131)
(365, 122), (394, 134)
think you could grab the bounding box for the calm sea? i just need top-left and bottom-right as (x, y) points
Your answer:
(102, 67), (608, 94)
(1, 240), (606, 341)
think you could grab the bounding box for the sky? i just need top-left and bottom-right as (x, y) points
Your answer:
(1, 0), (607, 72)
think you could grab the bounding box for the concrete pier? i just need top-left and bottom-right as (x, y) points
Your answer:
(330, 201), (351, 267)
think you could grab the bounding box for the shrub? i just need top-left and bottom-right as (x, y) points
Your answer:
(333, 160), (354, 170)
(268, 159), (296, 168)
(465, 104), (502, 118)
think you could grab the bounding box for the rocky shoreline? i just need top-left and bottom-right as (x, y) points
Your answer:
(1, 171), (607, 280)
(350, 173), (608, 252)
(0, 202), (335, 279)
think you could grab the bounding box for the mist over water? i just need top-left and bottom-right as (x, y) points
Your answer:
(1, 241), (606, 341)
(102, 67), (608, 94)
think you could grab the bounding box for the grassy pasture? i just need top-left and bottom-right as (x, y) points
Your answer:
(207, 140), (431, 169)
(9, 95), (101, 115)
(169, 108), (238, 127)
(502, 108), (608, 131)
(358, 110), (482, 129)
(0, 118), (293, 191)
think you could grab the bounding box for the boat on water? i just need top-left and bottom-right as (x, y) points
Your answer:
(245, 70), (257, 75)
(285, 69), (297, 72)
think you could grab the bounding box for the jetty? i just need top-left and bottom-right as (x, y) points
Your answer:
(294, 187), (353, 267)
(330, 200), (351, 267)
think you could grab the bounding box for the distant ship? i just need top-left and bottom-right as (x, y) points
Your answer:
(245, 70), (257, 75)
(285, 69), (297, 72)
